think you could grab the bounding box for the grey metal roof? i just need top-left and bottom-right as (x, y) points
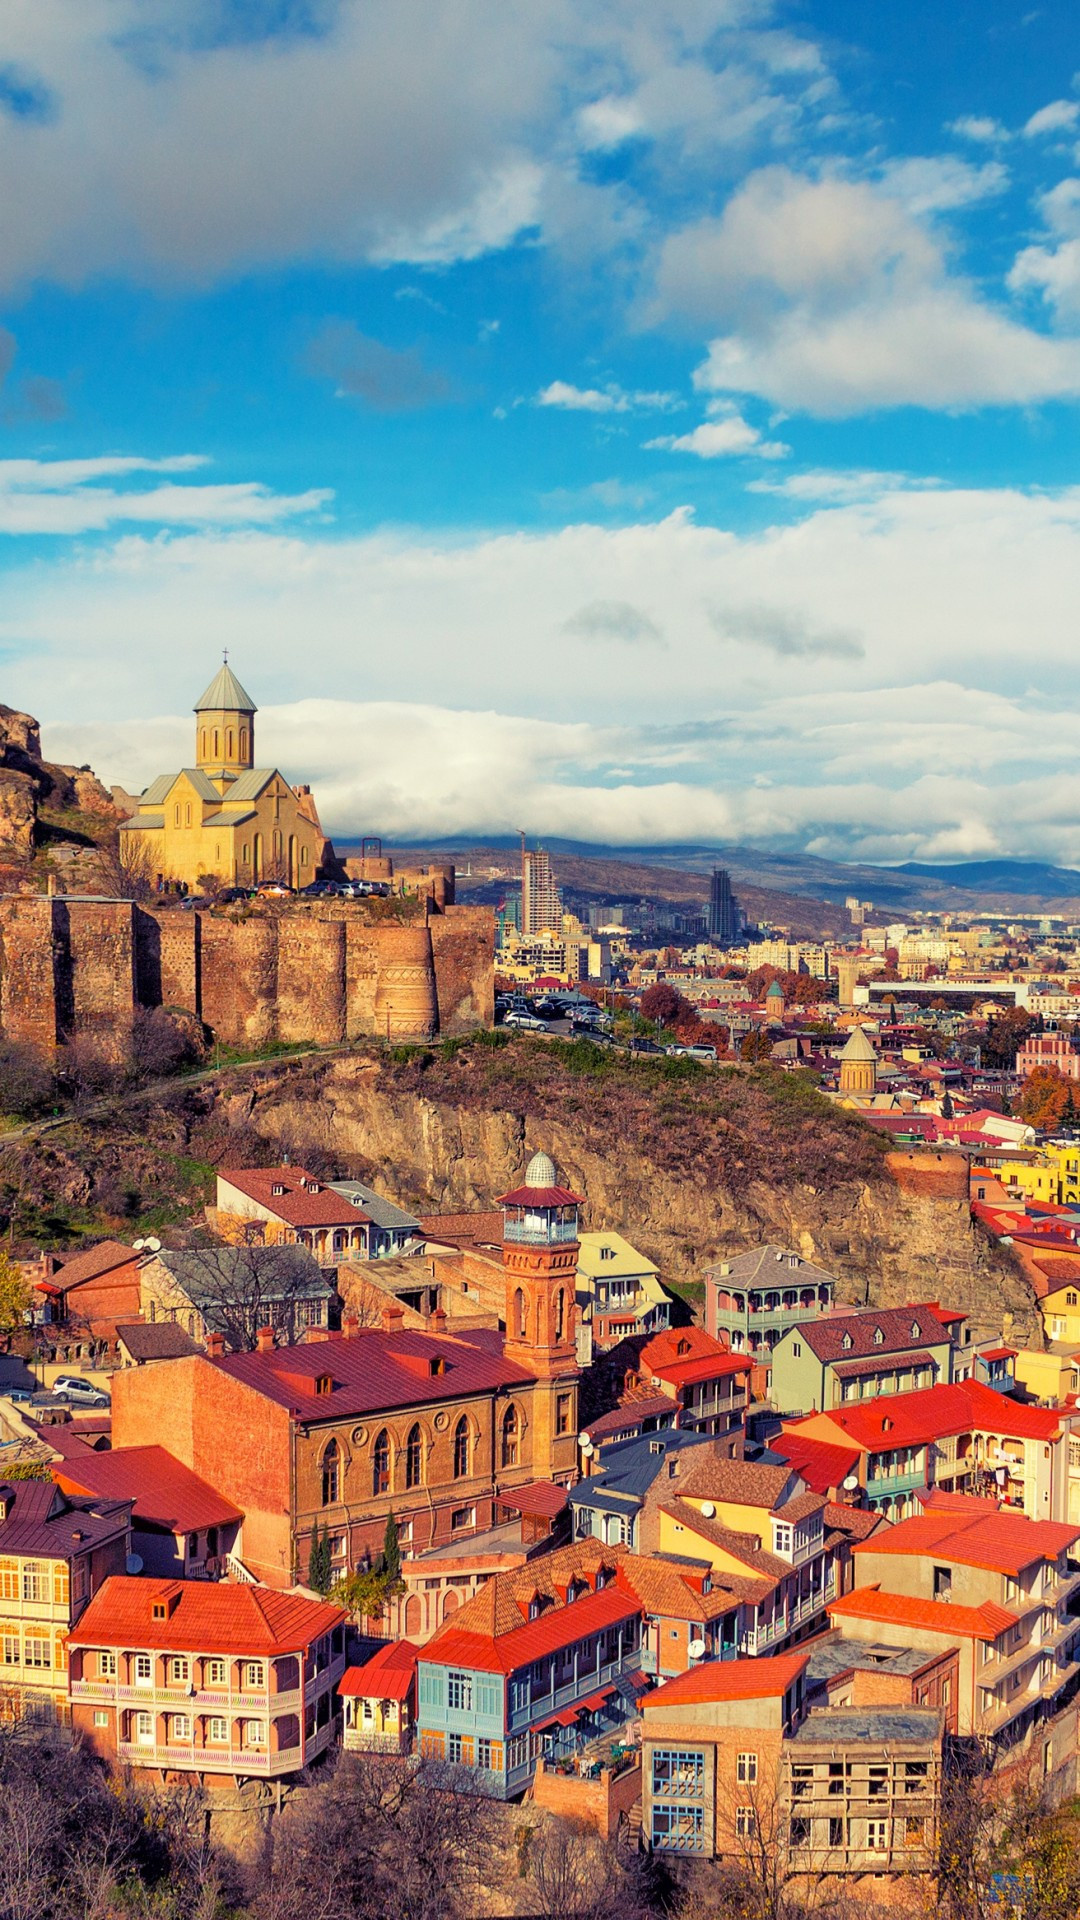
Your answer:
(123, 814), (164, 831)
(790, 1707), (941, 1746)
(153, 1243), (334, 1313)
(703, 1245), (840, 1289)
(567, 1429), (708, 1507)
(202, 808), (257, 827)
(329, 1182), (422, 1233)
(222, 769), (275, 803)
(179, 768), (226, 802)
(194, 663), (257, 713)
(141, 775), (174, 804)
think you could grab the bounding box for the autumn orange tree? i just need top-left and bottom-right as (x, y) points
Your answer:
(1015, 1066), (1077, 1132)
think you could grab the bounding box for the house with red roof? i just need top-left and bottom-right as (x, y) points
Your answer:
(415, 1538), (648, 1799)
(32, 1239), (145, 1349)
(68, 1575), (346, 1783)
(830, 1494), (1080, 1747)
(340, 1639), (418, 1753)
(0, 1476), (130, 1725)
(601, 1325), (751, 1450)
(52, 1444), (243, 1581)
(215, 1166), (371, 1267)
(769, 1301), (968, 1418)
(784, 1378), (1075, 1524)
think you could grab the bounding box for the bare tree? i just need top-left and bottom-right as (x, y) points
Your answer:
(94, 829), (157, 903)
(148, 1239), (332, 1351)
(528, 1816), (651, 1920)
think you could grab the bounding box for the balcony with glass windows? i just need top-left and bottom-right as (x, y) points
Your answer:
(503, 1210), (579, 1246)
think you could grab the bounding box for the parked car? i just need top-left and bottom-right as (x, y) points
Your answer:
(217, 886), (254, 904)
(52, 1374), (111, 1408)
(254, 880), (295, 896)
(629, 1037), (663, 1054)
(503, 1011), (548, 1031)
(684, 1044), (718, 1062)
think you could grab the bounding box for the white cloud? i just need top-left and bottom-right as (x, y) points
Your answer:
(878, 155), (1008, 215)
(536, 380), (680, 413)
(1008, 179), (1080, 319)
(747, 468), (933, 501)
(18, 473), (1080, 861)
(646, 403), (789, 458)
(948, 115), (1008, 143)
(0, 455), (330, 534)
(1023, 100), (1080, 138)
(652, 167), (1080, 415)
(0, 0), (836, 291)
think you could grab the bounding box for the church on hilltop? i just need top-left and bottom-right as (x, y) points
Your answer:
(120, 664), (330, 891)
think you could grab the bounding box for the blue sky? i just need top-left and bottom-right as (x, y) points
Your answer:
(4, 1), (1080, 863)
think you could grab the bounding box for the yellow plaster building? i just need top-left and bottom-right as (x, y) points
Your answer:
(120, 664), (329, 890)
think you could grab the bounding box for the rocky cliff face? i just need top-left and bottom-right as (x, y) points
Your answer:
(216, 1046), (1037, 1344)
(0, 701), (122, 878)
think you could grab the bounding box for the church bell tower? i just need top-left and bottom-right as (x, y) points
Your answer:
(194, 660), (257, 785)
(499, 1151), (581, 1481)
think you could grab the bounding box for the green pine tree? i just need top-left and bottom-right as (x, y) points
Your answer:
(382, 1510), (401, 1587)
(308, 1521), (332, 1596)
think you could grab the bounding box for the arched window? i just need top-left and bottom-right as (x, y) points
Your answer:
(514, 1288), (527, 1340)
(213, 729), (220, 758)
(240, 728), (249, 760)
(555, 1289), (565, 1342)
(174, 804), (180, 826)
(226, 729), (234, 760)
(405, 1424), (423, 1489)
(185, 803), (191, 827)
(453, 1416), (469, 1480)
(372, 1430), (390, 1496)
(501, 1404), (519, 1469)
(321, 1439), (340, 1506)
(199, 728), (207, 759)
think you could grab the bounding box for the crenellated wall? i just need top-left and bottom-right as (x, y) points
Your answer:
(0, 896), (492, 1057)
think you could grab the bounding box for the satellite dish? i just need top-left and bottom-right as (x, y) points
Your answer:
(145, 1238), (162, 1253)
(132, 1239), (145, 1251)
(700, 1501), (716, 1519)
(578, 1434), (594, 1453)
(842, 1475), (860, 1492)
(687, 1638), (707, 1660)
(125, 1554), (144, 1575)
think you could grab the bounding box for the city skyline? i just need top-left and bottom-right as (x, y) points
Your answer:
(2, 4), (1080, 863)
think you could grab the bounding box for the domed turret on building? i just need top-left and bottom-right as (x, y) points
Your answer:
(837, 1024), (878, 1095)
(119, 663), (330, 892)
(524, 1150), (557, 1189)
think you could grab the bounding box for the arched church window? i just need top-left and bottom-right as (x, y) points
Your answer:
(501, 1405), (519, 1469)
(514, 1288), (527, 1340)
(372, 1430), (390, 1496)
(453, 1417), (469, 1480)
(320, 1439), (340, 1506)
(555, 1289), (565, 1342)
(405, 1424), (423, 1489)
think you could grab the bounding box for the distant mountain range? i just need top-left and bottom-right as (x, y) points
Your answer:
(350, 834), (1080, 916)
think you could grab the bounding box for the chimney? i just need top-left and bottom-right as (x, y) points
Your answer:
(304, 1326), (331, 1343)
(342, 1311), (360, 1339)
(205, 1332), (225, 1359)
(256, 1325), (275, 1353)
(430, 1307), (447, 1335)
(382, 1303), (405, 1334)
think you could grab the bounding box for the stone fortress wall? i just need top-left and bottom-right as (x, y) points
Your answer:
(0, 894), (493, 1059)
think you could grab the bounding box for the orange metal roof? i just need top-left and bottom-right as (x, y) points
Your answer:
(54, 1445), (242, 1535)
(828, 1586), (1017, 1642)
(421, 1585), (638, 1676)
(69, 1575), (344, 1655)
(643, 1652), (810, 1707)
(851, 1503), (1080, 1575)
(788, 1378), (1066, 1453)
(339, 1639), (418, 1700)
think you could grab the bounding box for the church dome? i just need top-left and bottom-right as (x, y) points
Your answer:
(524, 1150), (557, 1189)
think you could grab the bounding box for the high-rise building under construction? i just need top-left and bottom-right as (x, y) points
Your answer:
(708, 867), (739, 944)
(521, 845), (562, 934)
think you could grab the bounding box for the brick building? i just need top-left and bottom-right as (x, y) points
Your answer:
(112, 1154), (584, 1589)
(69, 1575), (345, 1783)
(33, 1240), (145, 1348)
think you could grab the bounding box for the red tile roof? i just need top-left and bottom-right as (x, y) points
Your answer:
(418, 1211), (504, 1248)
(787, 1379), (1067, 1454)
(53, 1445), (242, 1535)
(583, 1395), (678, 1442)
(69, 1575), (344, 1655)
(828, 1586), (1017, 1642)
(219, 1167), (360, 1229)
(496, 1184), (583, 1207)
(851, 1502), (1080, 1575)
(212, 1326), (535, 1421)
(421, 1586), (639, 1675)
(638, 1327), (735, 1374)
(770, 1433), (861, 1495)
(796, 1303), (960, 1366)
(497, 1481), (570, 1519)
(49, 1239), (141, 1291)
(339, 1639), (418, 1700)
(643, 1652), (810, 1707)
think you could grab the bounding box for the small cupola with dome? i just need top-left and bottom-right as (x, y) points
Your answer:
(195, 659), (257, 784)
